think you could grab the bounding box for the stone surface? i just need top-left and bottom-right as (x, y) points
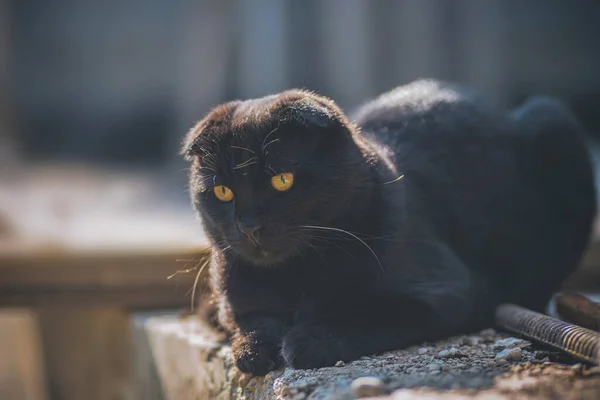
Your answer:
(492, 338), (529, 350)
(495, 348), (522, 362)
(350, 376), (385, 398)
(438, 348), (466, 359)
(145, 316), (600, 400)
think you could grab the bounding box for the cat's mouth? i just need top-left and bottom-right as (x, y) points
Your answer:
(239, 246), (291, 266)
(233, 237), (296, 266)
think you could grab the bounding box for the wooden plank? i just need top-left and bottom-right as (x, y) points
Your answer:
(0, 247), (211, 310)
(37, 307), (135, 400)
(0, 247), (211, 400)
(0, 287), (204, 310)
(0, 308), (48, 400)
(0, 248), (209, 291)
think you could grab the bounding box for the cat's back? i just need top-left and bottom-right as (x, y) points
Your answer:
(350, 79), (518, 214)
(351, 79), (507, 149)
(352, 80), (595, 308)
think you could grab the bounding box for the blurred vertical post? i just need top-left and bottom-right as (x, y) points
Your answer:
(168, 0), (235, 196)
(0, 0), (18, 173)
(37, 307), (136, 400)
(236, 0), (290, 98)
(0, 309), (48, 400)
(319, 0), (372, 109)
(391, 0), (447, 83)
(458, 0), (509, 104)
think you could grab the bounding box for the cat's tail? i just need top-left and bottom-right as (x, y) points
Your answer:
(511, 97), (597, 306)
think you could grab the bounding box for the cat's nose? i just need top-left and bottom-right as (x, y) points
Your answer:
(238, 222), (262, 244)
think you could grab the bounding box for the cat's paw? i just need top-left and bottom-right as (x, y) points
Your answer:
(231, 332), (283, 376)
(233, 346), (282, 376)
(281, 325), (346, 369)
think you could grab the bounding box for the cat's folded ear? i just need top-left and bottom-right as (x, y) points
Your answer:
(181, 118), (211, 161)
(181, 102), (239, 161)
(279, 92), (351, 131)
(285, 100), (335, 128)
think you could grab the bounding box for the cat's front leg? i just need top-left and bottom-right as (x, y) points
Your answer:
(281, 297), (446, 369)
(282, 242), (489, 369)
(217, 265), (293, 375)
(218, 297), (290, 375)
(231, 314), (288, 375)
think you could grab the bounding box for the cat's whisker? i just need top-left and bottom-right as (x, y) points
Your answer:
(233, 157), (259, 170)
(301, 224), (432, 243)
(262, 125), (280, 151)
(263, 138), (280, 150)
(308, 231), (438, 246)
(305, 242), (331, 270)
(381, 174), (405, 185)
(169, 252), (206, 280)
(167, 265), (200, 280)
(190, 258), (211, 312)
(234, 161), (259, 170)
(304, 236), (357, 261)
(299, 225), (384, 271)
(300, 226), (383, 240)
(230, 145), (256, 154)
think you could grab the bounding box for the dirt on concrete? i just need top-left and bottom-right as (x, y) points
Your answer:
(147, 316), (600, 400)
(270, 328), (600, 399)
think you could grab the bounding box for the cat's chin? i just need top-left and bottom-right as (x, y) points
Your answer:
(234, 245), (293, 267)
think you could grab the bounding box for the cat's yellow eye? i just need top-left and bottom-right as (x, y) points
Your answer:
(271, 172), (294, 192)
(213, 185), (234, 202)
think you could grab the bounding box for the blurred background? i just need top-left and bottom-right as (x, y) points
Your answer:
(1, 1), (600, 400)
(3, 0), (600, 248)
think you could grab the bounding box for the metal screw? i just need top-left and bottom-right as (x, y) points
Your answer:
(495, 303), (600, 364)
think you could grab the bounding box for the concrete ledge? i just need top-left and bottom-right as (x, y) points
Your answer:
(145, 315), (600, 400)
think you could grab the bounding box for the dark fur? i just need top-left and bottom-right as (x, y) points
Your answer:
(182, 80), (596, 375)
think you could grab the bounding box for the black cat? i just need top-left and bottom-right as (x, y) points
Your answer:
(182, 80), (596, 376)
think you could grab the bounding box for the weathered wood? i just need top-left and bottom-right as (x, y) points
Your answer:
(0, 247), (210, 309)
(0, 245), (210, 400)
(0, 247), (208, 287)
(37, 307), (135, 400)
(0, 308), (48, 400)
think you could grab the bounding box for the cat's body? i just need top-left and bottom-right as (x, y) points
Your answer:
(183, 80), (596, 375)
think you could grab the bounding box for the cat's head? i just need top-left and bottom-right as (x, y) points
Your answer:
(182, 90), (375, 266)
